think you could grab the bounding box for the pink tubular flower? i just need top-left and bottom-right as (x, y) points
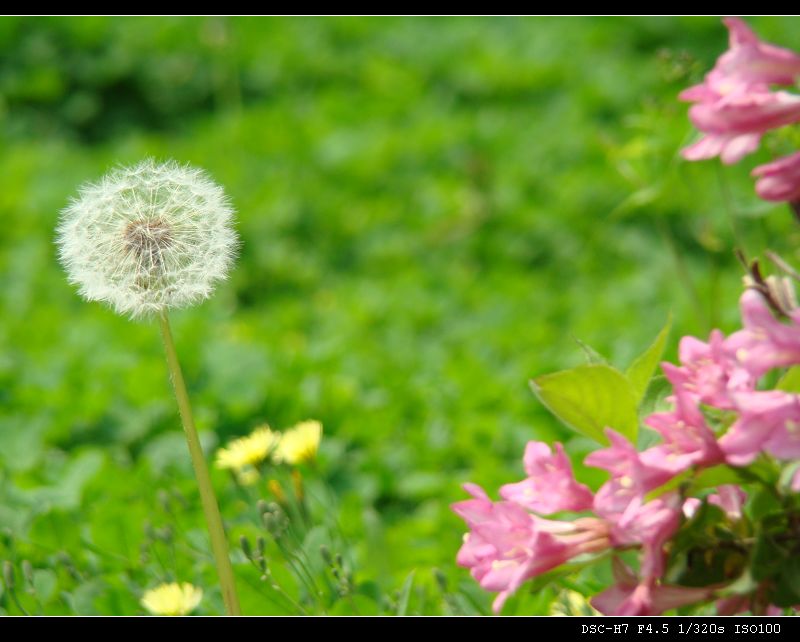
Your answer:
(586, 429), (674, 522)
(727, 289), (800, 377)
(452, 484), (610, 613)
(720, 391), (800, 465)
(586, 430), (682, 580)
(708, 484), (747, 519)
(680, 18), (800, 165)
(641, 389), (725, 475)
(662, 329), (753, 409)
(612, 492), (683, 579)
(716, 594), (750, 615)
(681, 18), (800, 102)
(456, 434), (683, 613)
(684, 90), (800, 165)
(592, 558), (714, 616)
(499, 441), (594, 514)
(681, 131), (761, 166)
(683, 485), (747, 520)
(716, 17), (800, 87)
(753, 151), (800, 203)
(682, 497), (702, 519)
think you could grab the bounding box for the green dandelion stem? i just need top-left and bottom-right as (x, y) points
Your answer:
(159, 311), (241, 616)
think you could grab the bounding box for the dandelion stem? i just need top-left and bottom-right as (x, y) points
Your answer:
(159, 312), (241, 616)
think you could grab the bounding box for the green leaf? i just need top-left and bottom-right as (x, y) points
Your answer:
(572, 336), (609, 365)
(752, 532), (786, 581)
(638, 374), (673, 419)
(32, 569), (57, 603)
(330, 594), (380, 615)
(301, 526), (329, 575)
(777, 366), (800, 392)
(395, 570), (415, 616)
(666, 503), (742, 587)
(523, 553), (610, 595)
(688, 465), (748, 494)
(746, 488), (782, 523)
(531, 364), (639, 444)
(625, 314), (672, 403)
(774, 557), (800, 607)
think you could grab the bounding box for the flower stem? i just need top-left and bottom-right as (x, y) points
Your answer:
(158, 312), (241, 616)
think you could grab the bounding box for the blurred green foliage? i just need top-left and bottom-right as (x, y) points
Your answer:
(2, 16), (800, 614)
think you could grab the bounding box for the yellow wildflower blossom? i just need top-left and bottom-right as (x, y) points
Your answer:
(273, 420), (322, 465)
(215, 426), (279, 472)
(141, 582), (203, 616)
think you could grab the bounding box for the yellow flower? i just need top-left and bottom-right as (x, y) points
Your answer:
(215, 426), (279, 472)
(141, 582), (203, 616)
(273, 420), (322, 465)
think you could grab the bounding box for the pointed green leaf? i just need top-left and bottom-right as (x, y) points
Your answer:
(530, 364), (639, 444)
(777, 366), (800, 392)
(572, 336), (609, 365)
(395, 570), (415, 616)
(626, 314), (672, 403)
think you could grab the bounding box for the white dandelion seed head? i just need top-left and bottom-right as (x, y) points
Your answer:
(56, 159), (238, 319)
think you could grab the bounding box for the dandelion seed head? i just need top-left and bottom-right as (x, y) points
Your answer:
(56, 159), (238, 318)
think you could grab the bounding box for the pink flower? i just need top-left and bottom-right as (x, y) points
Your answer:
(662, 329), (753, 409)
(611, 492), (683, 579)
(792, 467), (800, 492)
(682, 497), (702, 519)
(708, 484), (747, 519)
(681, 132), (762, 165)
(681, 19), (800, 102)
(753, 151), (800, 203)
(680, 18), (800, 164)
(592, 558), (714, 616)
(499, 441), (594, 514)
(716, 594), (750, 615)
(455, 447), (683, 613)
(586, 429), (674, 522)
(716, 17), (800, 87)
(641, 389), (725, 475)
(683, 485), (746, 520)
(452, 484), (609, 613)
(679, 68), (752, 104)
(727, 289), (800, 377)
(720, 391), (800, 465)
(587, 431), (682, 580)
(684, 90), (800, 165)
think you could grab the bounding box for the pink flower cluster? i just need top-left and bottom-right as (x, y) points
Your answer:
(453, 287), (800, 614)
(681, 18), (800, 205)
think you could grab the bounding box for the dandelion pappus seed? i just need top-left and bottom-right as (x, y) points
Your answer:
(56, 158), (238, 318)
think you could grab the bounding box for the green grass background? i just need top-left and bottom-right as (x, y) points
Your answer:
(1, 16), (800, 614)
